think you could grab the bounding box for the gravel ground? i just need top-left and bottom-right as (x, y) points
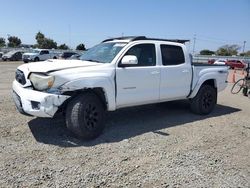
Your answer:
(0, 61), (249, 187)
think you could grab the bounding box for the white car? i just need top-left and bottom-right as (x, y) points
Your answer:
(22, 49), (58, 63)
(214, 59), (227, 65)
(12, 36), (228, 140)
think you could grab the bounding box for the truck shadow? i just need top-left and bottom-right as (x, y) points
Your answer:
(28, 100), (241, 147)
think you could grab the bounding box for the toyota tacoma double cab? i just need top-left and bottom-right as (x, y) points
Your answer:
(12, 36), (228, 140)
(22, 49), (58, 63)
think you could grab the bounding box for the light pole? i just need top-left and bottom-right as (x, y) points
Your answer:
(242, 41), (246, 54)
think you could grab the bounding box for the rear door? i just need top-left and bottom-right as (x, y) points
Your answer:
(116, 43), (160, 107)
(40, 50), (50, 60)
(159, 44), (192, 100)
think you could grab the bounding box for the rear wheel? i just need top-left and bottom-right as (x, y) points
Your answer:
(190, 85), (217, 115)
(66, 93), (105, 140)
(231, 78), (244, 94)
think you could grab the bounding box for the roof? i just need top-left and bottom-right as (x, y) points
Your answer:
(102, 36), (190, 44)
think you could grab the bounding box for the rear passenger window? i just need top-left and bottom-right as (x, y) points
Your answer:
(160, 45), (185, 65)
(124, 44), (156, 66)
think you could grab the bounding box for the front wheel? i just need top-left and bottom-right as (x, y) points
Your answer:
(190, 85), (217, 115)
(65, 93), (105, 140)
(231, 78), (244, 94)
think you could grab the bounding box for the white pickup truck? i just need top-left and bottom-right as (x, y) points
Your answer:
(22, 49), (58, 63)
(12, 36), (228, 140)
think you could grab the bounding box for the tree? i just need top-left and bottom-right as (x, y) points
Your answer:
(0, 37), (5, 47)
(216, 44), (240, 56)
(76, 43), (86, 51)
(240, 51), (250, 57)
(40, 38), (57, 49)
(7, 36), (21, 47)
(35, 31), (45, 47)
(58, 43), (69, 50)
(35, 31), (57, 49)
(200, 49), (215, 55)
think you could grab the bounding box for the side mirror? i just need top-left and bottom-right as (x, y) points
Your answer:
(121, 55), (138, 66)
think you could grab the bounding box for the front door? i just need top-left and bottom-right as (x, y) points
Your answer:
(116, 43), (160, 108)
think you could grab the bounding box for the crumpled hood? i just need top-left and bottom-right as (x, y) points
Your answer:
(19, 59), (101, 73)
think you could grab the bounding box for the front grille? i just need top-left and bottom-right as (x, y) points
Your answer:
(15, 69), (26, 85)
(23, 55), (29, 59)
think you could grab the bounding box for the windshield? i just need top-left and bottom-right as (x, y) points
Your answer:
(5, 51), (16, 56)
(31, 49), (41, 54)
(80, 42), (127, 63)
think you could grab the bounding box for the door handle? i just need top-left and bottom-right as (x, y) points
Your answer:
(151, 71), (160, 75)
(182, 69), (189, 73)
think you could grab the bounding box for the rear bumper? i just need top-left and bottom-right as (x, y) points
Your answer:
(12, 80), (70, 117)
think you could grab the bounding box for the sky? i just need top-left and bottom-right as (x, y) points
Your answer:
(0, 0), (250, 53)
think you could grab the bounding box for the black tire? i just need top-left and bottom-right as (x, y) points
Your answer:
(190, 85), (217, 115)
(65, 93), (105, 140)
(53, 56), (57, 59)
(34, 57), (39, 62)
(231, 78), (244, 94)
(23, 60), (28, 63)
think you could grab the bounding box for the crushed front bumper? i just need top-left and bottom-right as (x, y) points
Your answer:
(12, 80), (70, 117)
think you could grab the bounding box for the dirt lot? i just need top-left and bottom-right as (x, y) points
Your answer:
(0, 61), (249, 187)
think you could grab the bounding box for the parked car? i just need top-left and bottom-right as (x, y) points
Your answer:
(213, 59), (227, 65)
(59, 51), (78, 59)
(208, 59), (215, 64)
(2, 51), (23, 61)
(12, 36), (228, 140)
(22, 49), (58, 63)
(0, 52), (3, 59)
(68, 54), (81, 60)
(226, 60), (246, 69)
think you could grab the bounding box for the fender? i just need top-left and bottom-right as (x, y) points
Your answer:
(188, 72), (218, 98)
(60, 76), (116, 111)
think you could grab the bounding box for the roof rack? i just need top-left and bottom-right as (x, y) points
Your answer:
(102, 36), (190, 44)
(102, 36), (146, 43)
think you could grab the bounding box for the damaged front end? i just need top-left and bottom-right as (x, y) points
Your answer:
(12, 79), (70, 117)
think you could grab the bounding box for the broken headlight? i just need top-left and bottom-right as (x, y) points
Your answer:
(29, 73), (55, 91)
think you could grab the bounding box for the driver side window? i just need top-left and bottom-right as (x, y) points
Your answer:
(123, 44), (156, 66)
